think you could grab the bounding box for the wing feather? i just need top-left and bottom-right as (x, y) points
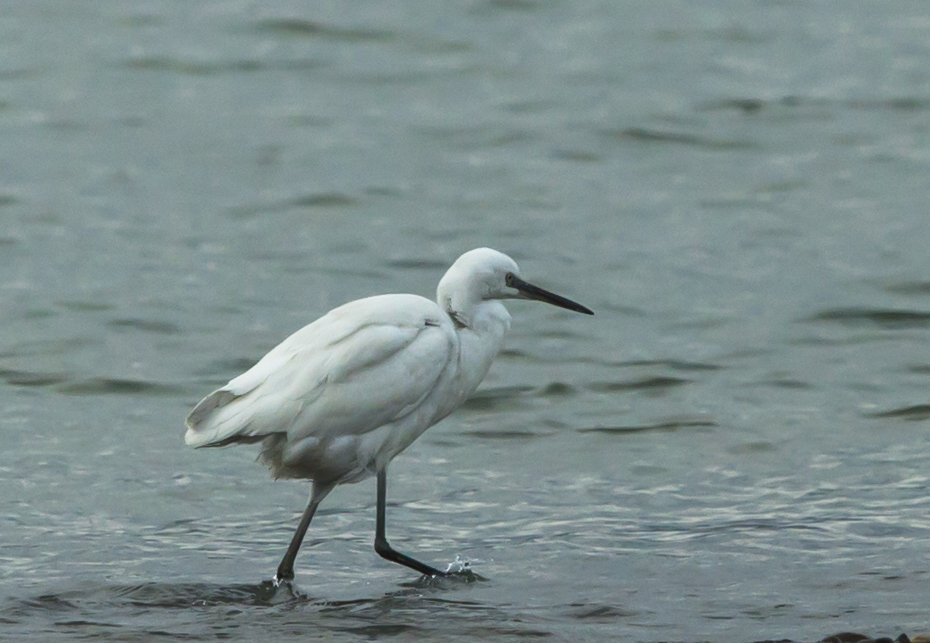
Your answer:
(184, 295), (455, 450)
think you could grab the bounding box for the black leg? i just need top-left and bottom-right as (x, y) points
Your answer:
(374, 468), (447, 577)
(275, 481), (334, 583)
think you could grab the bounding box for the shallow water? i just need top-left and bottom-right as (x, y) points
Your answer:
(2, 1), (929, 641)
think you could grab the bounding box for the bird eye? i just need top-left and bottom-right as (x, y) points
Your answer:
(505, 272), (514, 286)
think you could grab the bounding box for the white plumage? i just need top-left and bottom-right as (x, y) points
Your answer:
(185, 247), (592, 582)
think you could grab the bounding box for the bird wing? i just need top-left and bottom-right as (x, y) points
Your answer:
(184, 294), (456, 448)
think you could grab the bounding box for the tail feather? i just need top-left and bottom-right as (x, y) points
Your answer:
(184, 377), (303, 448)
(185, 388), (239, 447)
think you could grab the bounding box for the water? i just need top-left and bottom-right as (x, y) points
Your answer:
(1, 1), (929, 640)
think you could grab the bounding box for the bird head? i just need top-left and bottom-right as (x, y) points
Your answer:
(437, 248), (593, 323)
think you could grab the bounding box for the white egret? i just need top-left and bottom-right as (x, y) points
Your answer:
(185, 247), (593, 582)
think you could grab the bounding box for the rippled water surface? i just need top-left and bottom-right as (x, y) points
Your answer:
(2, 1), (929, 641)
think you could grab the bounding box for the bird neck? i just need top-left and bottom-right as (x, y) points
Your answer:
(438, 290), (506, 331)
(450, 300), (512, 388)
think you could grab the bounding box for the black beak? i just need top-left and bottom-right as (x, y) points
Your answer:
(508, 275), (594, 315)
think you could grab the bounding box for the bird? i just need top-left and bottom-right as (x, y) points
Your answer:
(184, 247), (593, 583)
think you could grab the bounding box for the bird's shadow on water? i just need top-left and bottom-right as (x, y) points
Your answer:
(0, 571), (525, 640)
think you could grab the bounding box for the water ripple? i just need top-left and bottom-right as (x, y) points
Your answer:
(460, 385), (535, 411)
(885, 281), (930, 296)
(702, 93), (930, 114)
(621, 359), (723, 372)
(459, 429), (548, 441)
(250, 19), (395, 43)
(384, 257), (451, 270)
(108, 318), (181, 334)
(867, 405), (930, 422)
(0, 368), (68, 388)
(3, 368), (181, 396)
(563, 602), (636, 621)
(807, 308), (930, 329)
(55, 377), (182, 396)
(586, 376), (691, 393)
(612, 127), (759, 150)
(226, 192), (358, 218)
(578, 418), (717, 435)
(123, 56), (323, 75)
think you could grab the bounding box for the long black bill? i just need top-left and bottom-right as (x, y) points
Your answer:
(509, 275), (594, 315)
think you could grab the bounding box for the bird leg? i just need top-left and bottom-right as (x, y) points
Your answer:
(275, 481), (334, 583)
(374, 468), (447, 577)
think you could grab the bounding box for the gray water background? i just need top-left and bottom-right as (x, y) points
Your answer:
(1, 1), (929, 641)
